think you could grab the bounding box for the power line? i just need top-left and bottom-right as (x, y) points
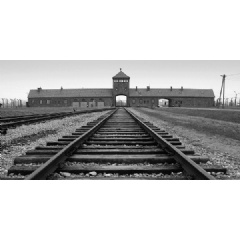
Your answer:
(225, 76), (240, 80)
(226, 73), (240, 77)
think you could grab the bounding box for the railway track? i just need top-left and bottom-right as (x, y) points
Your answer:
(3, 108), (227, 180)
(0, 108), (114, 134)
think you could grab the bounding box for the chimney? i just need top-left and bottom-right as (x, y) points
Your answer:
(181, 86), (183, 91)
(37, 87), (42, 93)
(60, 86), (63, 91)
(170, 86), (172, 91)
(136, 86), (138, 91)
(147, 86), (150, 91)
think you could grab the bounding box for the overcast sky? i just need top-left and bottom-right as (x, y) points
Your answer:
(0, 60), (240, 101)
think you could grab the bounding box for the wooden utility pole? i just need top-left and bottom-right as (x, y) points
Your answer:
(219, 74), (226, 108)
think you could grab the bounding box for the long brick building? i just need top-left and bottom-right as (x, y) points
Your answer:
(28, 69), (215, 108)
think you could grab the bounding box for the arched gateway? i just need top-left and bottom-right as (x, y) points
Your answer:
(28, 69), (215, 108)
(112, 69), (130, 107)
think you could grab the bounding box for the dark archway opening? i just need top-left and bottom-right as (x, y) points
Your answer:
(116, 95), (127, 107)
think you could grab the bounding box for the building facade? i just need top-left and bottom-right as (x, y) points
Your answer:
(28, 69), (215, 108)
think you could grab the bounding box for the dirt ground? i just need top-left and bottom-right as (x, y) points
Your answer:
(131, 107), (240, 180)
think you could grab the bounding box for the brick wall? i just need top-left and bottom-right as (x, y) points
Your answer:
(129, 97), (158, 108)
(169, 97), (214, 107)
(28, 97), (113, 107)
(28, 97), (214, 108)
(128, 97), (214, 108)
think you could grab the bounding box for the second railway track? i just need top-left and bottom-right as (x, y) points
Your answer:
(4, 108), (227, 180)
(0, 108), (114, 135)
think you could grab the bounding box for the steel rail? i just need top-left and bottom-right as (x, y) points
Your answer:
(0, 108), (115, 131)
(0, 113), (69, 122)
(126, 108), (215, 180)
(0, 108), (115, 122)
(0, 112), (71, 122)
(25, 109), (117, 180)
(1, 108), (115, 121)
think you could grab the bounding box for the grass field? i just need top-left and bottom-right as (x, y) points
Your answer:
(0, 107), (104, 118)
(135, 107), (240, 141)
(153, 107), (240, 124)
(131, 107), (240, 179)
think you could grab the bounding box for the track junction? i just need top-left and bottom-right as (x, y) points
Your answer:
(0, 108), (114, 135)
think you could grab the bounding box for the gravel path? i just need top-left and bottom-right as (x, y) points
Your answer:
(130, 108), (240, 180)
(0, 110), (110, 176)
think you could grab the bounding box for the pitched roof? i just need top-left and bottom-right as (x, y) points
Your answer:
(28, 88), (215, 99)
(112, 69), (130, 79)
(129, 88), (215, 98)
(28, 89), (113, 98)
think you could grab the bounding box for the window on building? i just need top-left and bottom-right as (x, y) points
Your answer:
(116, 88), (118, 91)
(74, 99), (78, 102)
(47, 100), (50, 104)
(82, 98), (86, 102)
(40, 100), (43, 104)
(152, 99), (154, 103)
(139, 99), (143, 104)
(64, 99), (67, 104)
(32, 99), (35, 103)
(144, 100), (146, 104)
(132, 99), (136, 104)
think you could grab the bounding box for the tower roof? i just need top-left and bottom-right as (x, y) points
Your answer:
(112, 68), (130, 79)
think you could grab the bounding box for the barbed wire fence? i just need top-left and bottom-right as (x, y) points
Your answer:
(216, 97), (240, 108)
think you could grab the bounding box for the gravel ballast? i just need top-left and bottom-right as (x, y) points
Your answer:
(0, 110), (110, 176)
